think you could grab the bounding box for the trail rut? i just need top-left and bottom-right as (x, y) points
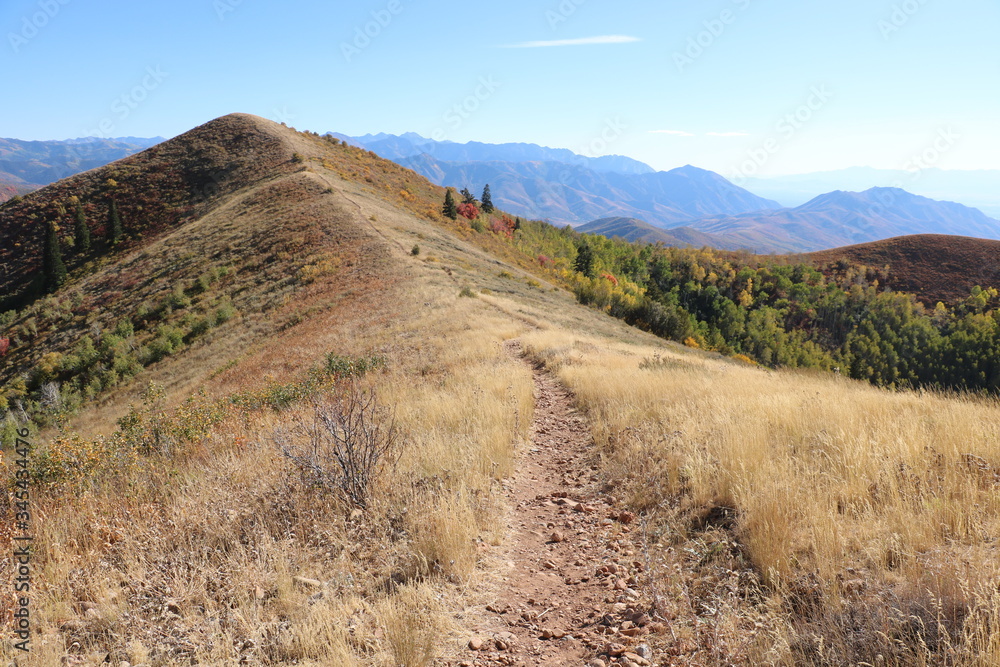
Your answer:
(441, 343), (658, 667)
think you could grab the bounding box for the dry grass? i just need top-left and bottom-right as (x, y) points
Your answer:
(0, 284), (534, 665)
(522, 329), (1000, 665)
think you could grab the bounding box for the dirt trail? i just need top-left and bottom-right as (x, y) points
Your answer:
(441, 343), (659, 667)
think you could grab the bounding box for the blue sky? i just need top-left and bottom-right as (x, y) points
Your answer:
(3, 0), (998, 177)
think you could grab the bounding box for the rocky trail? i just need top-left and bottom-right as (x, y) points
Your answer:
(440, 344), (663, 667)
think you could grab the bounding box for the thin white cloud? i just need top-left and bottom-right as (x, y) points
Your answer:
(649, 130), (694, 137)
(504, 35), (641, 48)
(707, 131), (750, 137)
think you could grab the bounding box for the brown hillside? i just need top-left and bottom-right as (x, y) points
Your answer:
(0, 113), (301, 306)
(807, 233), (1000, 305)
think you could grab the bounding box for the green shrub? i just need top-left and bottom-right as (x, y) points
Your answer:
(214, 301), (236, 325)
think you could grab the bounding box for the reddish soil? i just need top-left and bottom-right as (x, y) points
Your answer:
(439, 344), (658, 667)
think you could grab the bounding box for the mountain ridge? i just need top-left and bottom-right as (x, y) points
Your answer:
(682, 187), (1000, 253)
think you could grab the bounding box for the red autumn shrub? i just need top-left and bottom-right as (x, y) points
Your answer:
(537, 254), (553, 268)
(489, 214), (516, 239)
(601, 273), (619, 287)
(457, 202), (480, 220)
(0, 337), (9, 357)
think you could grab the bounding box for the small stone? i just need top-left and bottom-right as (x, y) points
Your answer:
(84, 607), (101, 619)
(468, 637), (485, 651)
(605, 641), (627, 656)
(623, 652), (650, 666)
(631, 613), (650, 627)
(635, 643), (653, 659)
(549, 530), (566, 543)
(540, 629), (554, 639)
(587, 659), (608, 667)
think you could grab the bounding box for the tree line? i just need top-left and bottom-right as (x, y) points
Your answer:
(37, 186), (126, 296)
(512, 219), (1000, 395)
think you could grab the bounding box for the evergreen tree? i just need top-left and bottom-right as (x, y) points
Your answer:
(574, 241), (595, 278)
(481, 184), (494, 213)
(107, 199), (123, 246)
(442, 189), (458, 220)
(73, 200), (91, 254)
(42, 222), (67, 293)
(514, 217), (522, 231)
(460, 188), (477, 205)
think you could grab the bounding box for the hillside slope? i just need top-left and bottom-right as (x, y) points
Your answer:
(577, 216), (742, 249)
(808, 233), (1000, 305)
(5, 114), (1000, 666)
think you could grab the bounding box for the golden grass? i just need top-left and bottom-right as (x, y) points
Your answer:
(1, 271), (533, 666)
(521, 329), (1000, 665)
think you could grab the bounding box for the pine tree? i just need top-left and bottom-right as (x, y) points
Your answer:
(107, 199), (123, 246)
(574, 241), (595, 278)
(481, 184), (494, 213)
(73, 200), (91, 254)
(42, 222), (68, 293)
(442, 189), (458, 220)
(460, 188), (477, 205)
(514, 217), (522, 231)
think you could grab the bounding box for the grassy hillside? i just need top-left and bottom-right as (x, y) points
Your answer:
(522, 329), (1000, 665)
(5, 114), (1000, 665)
(808, 233), (1000, 306)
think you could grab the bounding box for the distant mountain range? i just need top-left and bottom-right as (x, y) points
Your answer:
(5, 130), (998, 255)
(0, 136), (164, 200)
(334, 132), (781, 226)
(677, 187), (1000, 253)
(329, 132), (656, 175)
(742, 167), (1000, 219)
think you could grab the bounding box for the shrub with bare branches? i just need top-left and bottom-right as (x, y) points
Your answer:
(278, 383), (400, 508)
